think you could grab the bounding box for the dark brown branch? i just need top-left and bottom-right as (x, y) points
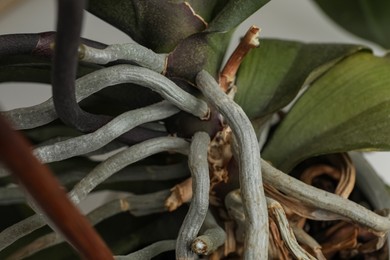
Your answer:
(0, 114), (113, 259)
(219, 25), (260, 92)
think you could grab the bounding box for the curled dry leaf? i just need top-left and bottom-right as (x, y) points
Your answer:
(288, 153), (356, 227)
(299, 153), (356, 198)
(262, 153), (388, 259)
(321, 221), (359, 258)
(286, 153), (389, 259)
(319, 210), (388, 259)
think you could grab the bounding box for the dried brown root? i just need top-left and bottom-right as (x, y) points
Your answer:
(164, 177), (193, 212)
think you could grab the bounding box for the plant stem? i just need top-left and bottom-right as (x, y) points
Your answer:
(176, 132), (210, 259)
(52, 0), (85, 129)
(219, 25), (260, 92)
(196, 70), (268, 259)
(0, 113), (113, 259)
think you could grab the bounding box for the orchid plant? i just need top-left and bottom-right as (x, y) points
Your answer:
(0, 0), (389, 259)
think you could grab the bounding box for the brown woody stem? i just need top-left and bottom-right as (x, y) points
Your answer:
(0, 115), (113, 259)
(219, 25), (260, 92)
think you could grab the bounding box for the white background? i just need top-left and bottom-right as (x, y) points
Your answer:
(0, 0), (389, 186)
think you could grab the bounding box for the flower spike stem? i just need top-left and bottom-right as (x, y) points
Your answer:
(219, 25), (260, 92)
(0, 115), (113, 259)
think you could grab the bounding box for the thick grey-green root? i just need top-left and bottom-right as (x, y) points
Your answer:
(196, 70), (268, 259)
(175, 132), (210, 260)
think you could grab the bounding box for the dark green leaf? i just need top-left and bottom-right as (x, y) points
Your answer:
(87, 0), (207, 53)
(235, 39), (367, 119)
(313, 0), (390, 48)
(166, 31), (232, 81)
(207, 0), (270, 32)
(172, 0), (221, 23)
(262, 52), (390, 171)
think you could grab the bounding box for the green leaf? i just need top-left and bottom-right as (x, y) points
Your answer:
(207, 0), (270, 32)
(262, 52), (390, 171)
(87, 0), (208, 53)
(235, 39), (366, 119)
(166, 31), (232, 81)
(172, 0), (221, 22)
(86, 0), (269, 76)
(313, 0), (390, 48)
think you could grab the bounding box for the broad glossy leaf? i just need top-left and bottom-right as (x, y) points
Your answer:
(313, 0), (390, 48)
(235, 39), (366, 119)
(262, 52), (390, 171)
(87, 0), (208, 53)
(207, 0), (270, 32)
